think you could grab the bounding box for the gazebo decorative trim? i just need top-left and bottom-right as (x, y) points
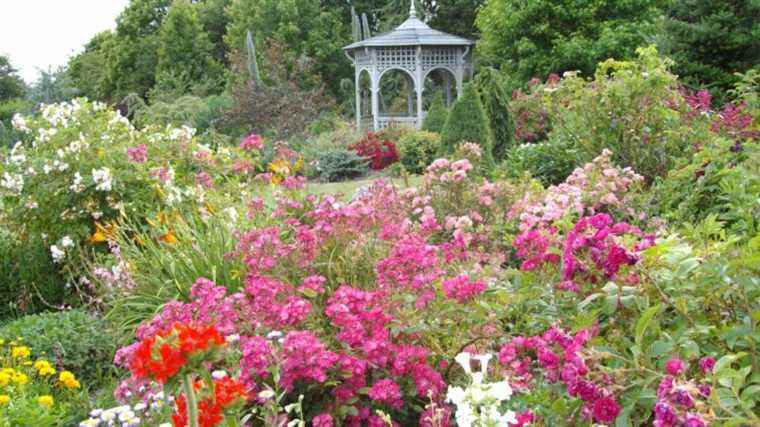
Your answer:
(344, 1), (475, 131)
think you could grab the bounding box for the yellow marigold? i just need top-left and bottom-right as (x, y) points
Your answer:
(12, 372), (28, 385)
(0, 395), (9, 405)
(37, 395), (54, 407)
(11, 346), (30, 359)
(35, 361), (56, 377)
(58, 371), (80, 389)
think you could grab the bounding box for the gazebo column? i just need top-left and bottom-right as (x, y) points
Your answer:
(406, 74), (415, 116)
(355, 69), (362, 129)
(415, 46), (423, 129)
(371, 67), (380, 131)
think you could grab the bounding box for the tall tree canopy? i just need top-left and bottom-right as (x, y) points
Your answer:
(155, 0), (224, 98)
(225, 0), (351, 96)
(476, 0), (664, 84)
(0, 55), (26, 101)
(660, 0), (760, 98)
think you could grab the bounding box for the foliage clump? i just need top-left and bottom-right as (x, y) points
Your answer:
(421, 92), (448, 134)
(440, 82), (494, 164)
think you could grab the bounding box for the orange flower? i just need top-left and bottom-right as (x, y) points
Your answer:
(159, 230), (178, 244)
(90, 222), (118, 244)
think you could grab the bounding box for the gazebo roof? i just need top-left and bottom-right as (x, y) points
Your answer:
(343, 3), (474, 50)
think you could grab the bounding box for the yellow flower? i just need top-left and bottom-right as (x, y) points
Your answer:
(0, 372), (10, 386)
(35, 360), (56, 377)
(11, 346), (30, 359)
(0, 395), (9, 405)
(12, 373), (28, 385)
(37, 395), (54, 407)
(58, 371), (80, 389)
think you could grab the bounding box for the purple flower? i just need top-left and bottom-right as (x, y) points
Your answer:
(699, 356), (716, 373)
(684, 413), (707, 427)
(653, 402), (678, 427)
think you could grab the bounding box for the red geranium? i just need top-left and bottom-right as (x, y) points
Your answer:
(129, 323), (225, 383)
(172, 377), (248, 427)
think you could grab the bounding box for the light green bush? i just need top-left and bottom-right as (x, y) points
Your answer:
(397, 130), (441, 174)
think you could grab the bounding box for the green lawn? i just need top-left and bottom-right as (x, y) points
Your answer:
(305, 174), (423, 198)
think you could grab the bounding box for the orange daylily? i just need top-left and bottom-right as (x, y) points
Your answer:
(90, 222), (118, 244)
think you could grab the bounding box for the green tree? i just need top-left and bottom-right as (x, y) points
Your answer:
(421, 0), (483, 38)
(198, 0), (232, 65)
(155, 0), (224, 98)
(476, 0), (664, 84)
(27, 66), (78, 105)
(422, 92), (448, 133)
(101, 0), (172, 101)
(660, 0), (760, 99)
(474, 67), (514, 160)
(0, 55), (26, 101)
(226, 0), (351, 96)
(66, 31), (115, 100)
(440, 82), (493, 163)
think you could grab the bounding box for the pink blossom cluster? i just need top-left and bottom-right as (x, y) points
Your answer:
(510, 149), (643, 232)
(239, 133), (263, 151)
(654, 357), (716, 427)
(684, 89), (758, 142)
(126, 144), (148, 163)
(425, 158), (473, 184)
(498, 326), (621, 424)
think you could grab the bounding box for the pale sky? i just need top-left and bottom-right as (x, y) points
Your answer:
(0, 0), (130, 83)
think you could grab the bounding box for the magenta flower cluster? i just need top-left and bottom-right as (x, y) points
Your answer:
(654, 357), (716, 426)
(498, 326), (621, 424)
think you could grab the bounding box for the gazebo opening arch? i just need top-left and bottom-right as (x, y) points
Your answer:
(423, 66), (458, 109)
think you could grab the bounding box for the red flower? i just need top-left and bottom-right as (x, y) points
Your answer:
(129, 323), (225, 383)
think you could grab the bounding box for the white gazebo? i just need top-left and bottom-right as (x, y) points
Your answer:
(344, 1), (475, 131)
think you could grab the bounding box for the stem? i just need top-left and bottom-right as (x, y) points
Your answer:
(183, 373), (200, 427)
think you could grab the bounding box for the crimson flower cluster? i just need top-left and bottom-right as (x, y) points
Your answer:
(498, 326), (621, 424)
(350, 131), (399, 170)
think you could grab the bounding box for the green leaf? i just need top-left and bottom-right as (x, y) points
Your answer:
(635, 304), (661, 347)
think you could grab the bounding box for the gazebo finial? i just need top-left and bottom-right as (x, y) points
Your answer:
(409, 0), (417, 18)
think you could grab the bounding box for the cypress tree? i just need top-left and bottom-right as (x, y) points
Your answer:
(422, 92), (449, 133)
(475, 68), (514, 161)
(440, 82), (494, 163)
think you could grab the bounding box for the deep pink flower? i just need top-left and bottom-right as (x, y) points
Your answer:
(441, 274), (487, 302)
(591, 396), (621, 423)
(699, 357), (715, 373)
(665, 358), (686, 376)
(312, 413), (334, 427)
(368, 378), (403, 409)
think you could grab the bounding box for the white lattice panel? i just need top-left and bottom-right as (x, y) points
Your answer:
(376, 47), (417, 73)
(422, 48), (458, 72)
